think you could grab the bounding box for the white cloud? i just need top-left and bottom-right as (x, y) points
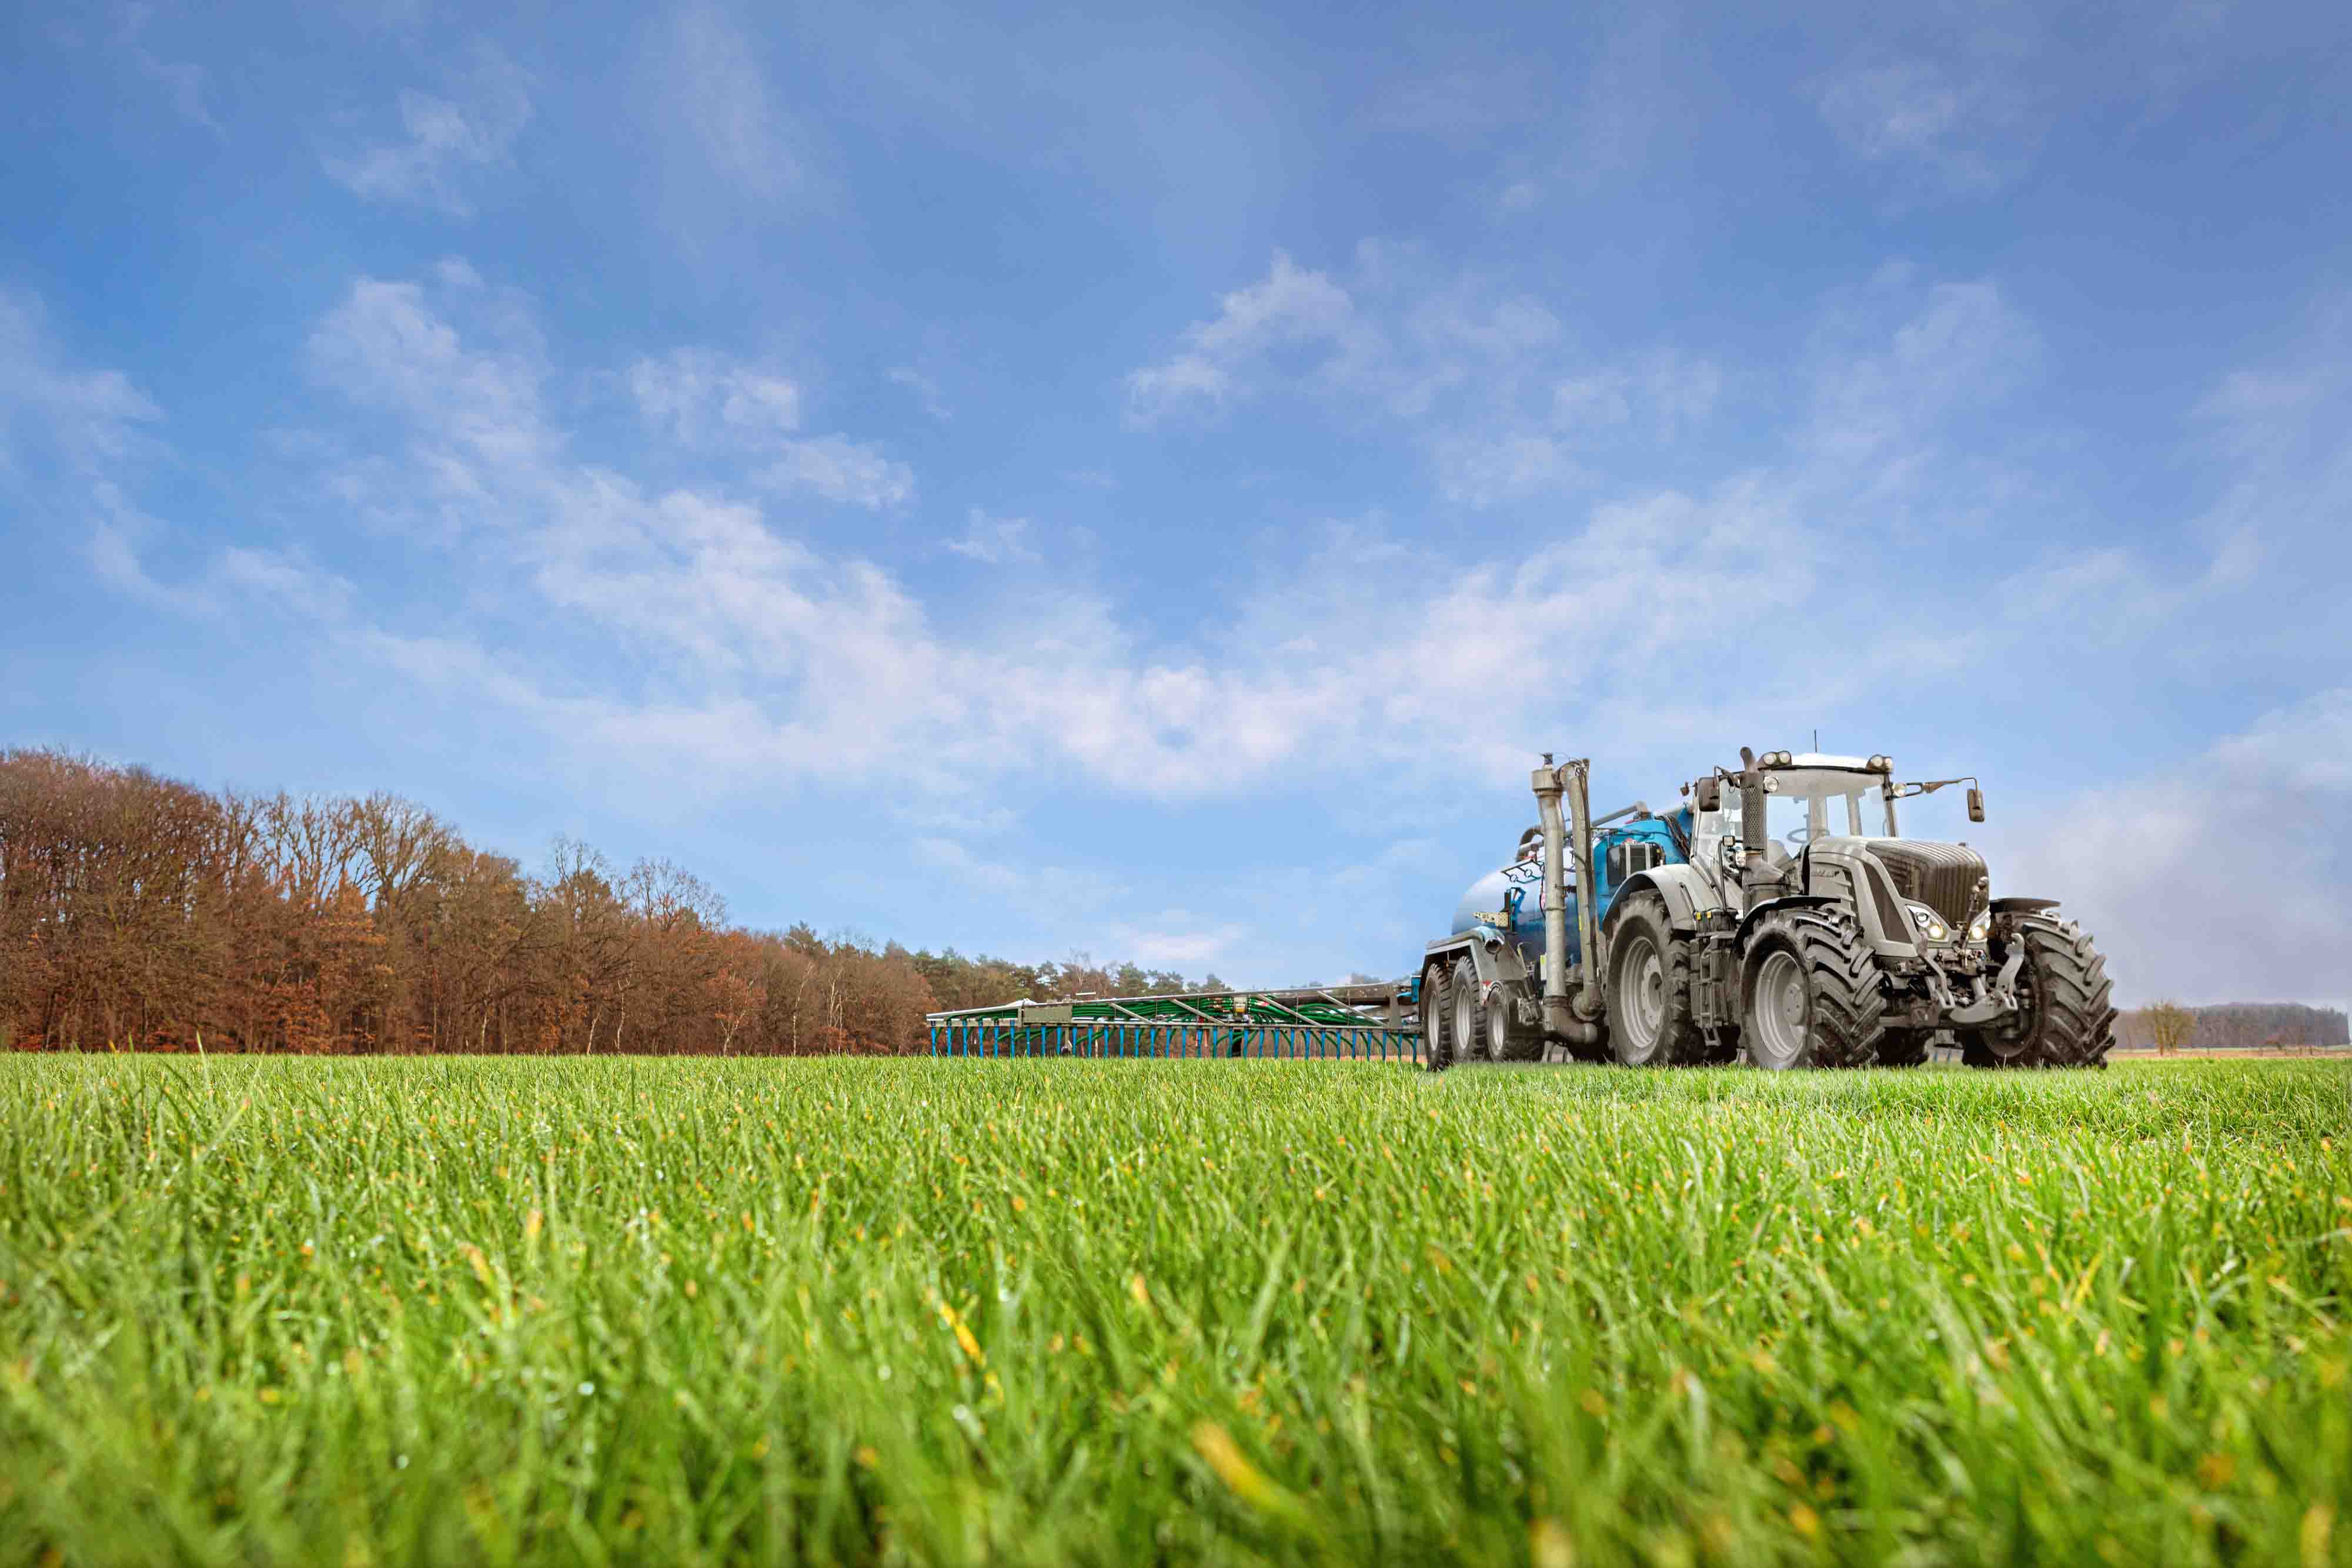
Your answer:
(1127, 248), (1728, 505)
(1122, 252), (1366, 426)
(0, 289), (338, 629)
(887, 366), (949, 422)
(0, 289), (162, 479)
(1815, 59), (2003, 190)
(945, 509), (1038, 565)
(629, 348), (803, 444)
(623, 347), (908, 507)
(914, 837), (1125, 915)
(1100, 918), (1250, 969)
(1806, 273), (2040, 479)
(760, 434), (914, 510)
(324, 42), (532, 215)
(1428, 432), (1576, 507)
(259, 263), (2008, 801)
(2003, 687), (2352, 1007)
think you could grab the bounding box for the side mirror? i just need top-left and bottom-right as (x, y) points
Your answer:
(1694, 778), (1721, 813)
(1967, 786), (1985, 823)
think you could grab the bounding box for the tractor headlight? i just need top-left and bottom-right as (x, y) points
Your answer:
(1966, 911), (1991, 944)
(1905, 903), (1949, 943)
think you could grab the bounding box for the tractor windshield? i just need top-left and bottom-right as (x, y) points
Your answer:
(1764, 767), (1895, 848)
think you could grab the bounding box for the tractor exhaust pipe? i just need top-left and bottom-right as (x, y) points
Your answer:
(1736, 746), (1779, 912)
(1534, 757), (1606, 1047)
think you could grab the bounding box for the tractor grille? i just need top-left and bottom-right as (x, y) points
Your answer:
(1866, 841), (1986, 929)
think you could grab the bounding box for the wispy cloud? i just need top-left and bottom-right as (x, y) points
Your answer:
(0, 288), (163, 479)
(944, 509), (1038, 565)
(629, 348), (803, 445)
(887, 366), (950, 423)
(1812, 55), (2026, 197)
(1125, 248), (1720, 505)
(1098, 917), (1250, 969)
(323, 42), (532, 216)
(761, 434), (914, 510)
(624, 345), (910, 506)
(115, 4), (222, 134)
(656, 4), (808, 203)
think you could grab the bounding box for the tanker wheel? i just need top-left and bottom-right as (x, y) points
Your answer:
(1959, 912), (2116, 1069)
(1739, 907), (1886, 1070)
(1419, 962), (1454, 1072)
(1604, 892), (1705, 1066)
(1486, 985), (1545, 1062)
(1450, 958), (1492, 1063)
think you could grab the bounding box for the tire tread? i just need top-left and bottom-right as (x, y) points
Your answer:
(1744, 906), (1888, 1069)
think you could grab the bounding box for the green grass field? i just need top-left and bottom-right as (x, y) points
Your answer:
(1, 1057), (2345, 1567)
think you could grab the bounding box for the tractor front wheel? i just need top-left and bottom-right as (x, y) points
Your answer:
(1960, 912), (2116, 1069)
(1740, 907), (1887, 1070)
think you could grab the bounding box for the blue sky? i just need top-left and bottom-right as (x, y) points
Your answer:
(4, 0), (2348, 1005)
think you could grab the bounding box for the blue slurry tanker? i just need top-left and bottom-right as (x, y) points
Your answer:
(1417, 750), (2116, 1072)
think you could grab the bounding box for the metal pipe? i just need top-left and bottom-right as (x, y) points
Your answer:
(1566, 759), (1606, 1023)
(1534, 763), (1571, 1024)
(1534, 758), (1608, 1047)
(1736, 746), (1776, 913)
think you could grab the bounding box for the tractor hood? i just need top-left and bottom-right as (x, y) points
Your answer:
(1859, 840), (1987, 930)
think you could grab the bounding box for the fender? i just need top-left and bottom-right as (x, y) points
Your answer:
(1735, 894), (1838, 948)
(1615, 865), (1728, 933)
(1990, 896), (2060, 915)
(1425, 926), (1531, 992)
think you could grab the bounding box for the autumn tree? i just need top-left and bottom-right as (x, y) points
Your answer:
(2, 748), (1230, 1058)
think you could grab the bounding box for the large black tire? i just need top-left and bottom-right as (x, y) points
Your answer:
(1960, 912), (2116, 1069)
(1740, 907), (1887, 1070)
(1450, 958), (1492, 1064)
(1490, 987), (1546, 1062)
(1420, 961), (1453, 1072)
(1605, 892), (1706, 1066)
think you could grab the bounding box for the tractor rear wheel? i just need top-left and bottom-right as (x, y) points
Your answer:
(1960, 912), (2116, 1069)
(1740, 907), (1887, 1070)
(1420, 962), (1453, 1072)
(1451, 958), (1491, 1063)
(1605, 892), (1706, 1066)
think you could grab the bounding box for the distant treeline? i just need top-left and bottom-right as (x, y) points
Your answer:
(2116, 1002), (2348, 1051)
(0, 751), (1218, 1056)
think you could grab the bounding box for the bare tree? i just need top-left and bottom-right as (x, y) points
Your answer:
(2144, 999), (2194, 1057)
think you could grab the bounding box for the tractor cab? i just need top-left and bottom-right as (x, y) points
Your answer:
(1689, 753), (1899, 886)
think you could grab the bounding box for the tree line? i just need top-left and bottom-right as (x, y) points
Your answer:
(0, 750), (1219, 1056)
(2116, 1001), (2348, 1052)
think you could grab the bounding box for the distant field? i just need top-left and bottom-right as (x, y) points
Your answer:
(1, 1057), (2345, 1566)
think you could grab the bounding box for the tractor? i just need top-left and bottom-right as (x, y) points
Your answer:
(1418, 750), (2116, 1071)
